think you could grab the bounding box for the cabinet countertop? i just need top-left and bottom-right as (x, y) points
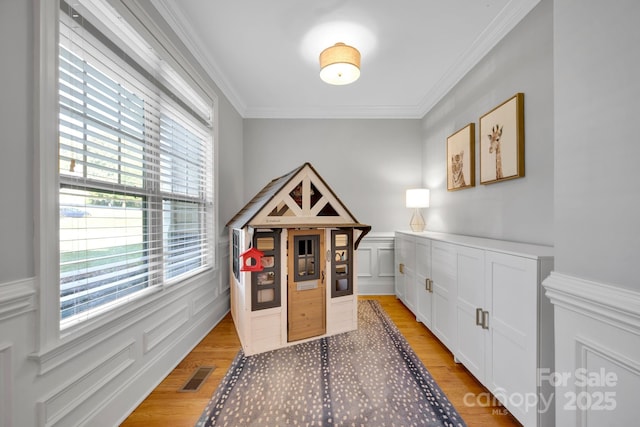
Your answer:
(395, 230), (554, 260)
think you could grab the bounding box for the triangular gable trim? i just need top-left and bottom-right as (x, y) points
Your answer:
(250, 164), (356, 227)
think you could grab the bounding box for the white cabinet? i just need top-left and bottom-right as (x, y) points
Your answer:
(454, 245), (487, 381)
(484, 251), (552, 427)
(429, 241), (456, 352)
(395, 233), (456, 354)
(394, 231), (554, 427)
(394, 232), (417, 311)
(414, 238), (432, 328)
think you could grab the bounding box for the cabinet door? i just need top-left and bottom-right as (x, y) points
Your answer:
(415, 238), (432, 327)
(430, 241), (456, 351)
(485, 251), (538, 426)
(454, 246), (487, 382)
(394, 234), (408, 301)
(396, 234), (417, 314)
(403, 238), (417, 314)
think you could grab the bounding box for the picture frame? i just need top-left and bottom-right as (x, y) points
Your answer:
(479, 93), (525, 184)
(447, 123), (475, 191)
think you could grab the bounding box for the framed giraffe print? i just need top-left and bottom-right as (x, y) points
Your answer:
(479, 93), (525, 184)
(447, 123), (475, 191)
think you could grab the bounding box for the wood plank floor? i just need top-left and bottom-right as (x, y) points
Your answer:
(121, 295), (521, 426)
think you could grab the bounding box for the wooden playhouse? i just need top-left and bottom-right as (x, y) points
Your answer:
(227, 162), (370, 356)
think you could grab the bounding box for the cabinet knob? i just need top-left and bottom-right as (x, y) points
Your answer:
(399, 263), (405, 274)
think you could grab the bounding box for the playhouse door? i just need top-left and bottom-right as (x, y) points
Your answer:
(287, 229), (326, 342)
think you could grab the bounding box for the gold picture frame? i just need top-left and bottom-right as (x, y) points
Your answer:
(447, 123), (475, 191)
(479, 93), (525, 184)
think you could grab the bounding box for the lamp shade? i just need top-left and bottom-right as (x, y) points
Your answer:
(319, 42), (361, 85)
(406, 188), (430, 208)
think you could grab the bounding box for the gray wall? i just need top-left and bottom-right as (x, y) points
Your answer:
(554, 0), (640, 291)
(0, 0), (33, 281)
(421, 0), (554, 246)
(242, 118), (423, 233)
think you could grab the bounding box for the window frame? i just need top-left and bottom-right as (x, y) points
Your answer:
(35, 0), (219, 351)
(293, 235), (320, 282)
(251, 229), (281, 311)
(331, 229), (354, 298)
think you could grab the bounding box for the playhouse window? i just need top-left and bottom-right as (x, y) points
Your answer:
(331, 230), (353, 297)
(294, 235), (320, 281)
(251, 230), (281, 311)
(232, 230), (240, 281)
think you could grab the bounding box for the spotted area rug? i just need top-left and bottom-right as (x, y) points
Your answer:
(196, 300), (466, 426)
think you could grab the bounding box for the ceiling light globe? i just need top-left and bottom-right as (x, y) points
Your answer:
(319, 43), (361, 85)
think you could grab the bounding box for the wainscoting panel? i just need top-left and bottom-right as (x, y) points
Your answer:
(37, 340), (135, 427)
(142, 304), (190, 354)
(218, 238), (230, 294)
(544, 272), (640, 426)
(193, 286), (218, 318)
(0, 277), (35, 322)
(357, 233), (395, 295)
(0, 343), (11, 427)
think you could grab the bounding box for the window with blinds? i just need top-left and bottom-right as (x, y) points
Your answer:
(58, 1), (214, 324)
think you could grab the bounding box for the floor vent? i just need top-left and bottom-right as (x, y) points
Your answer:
(179, 366), (215, 392)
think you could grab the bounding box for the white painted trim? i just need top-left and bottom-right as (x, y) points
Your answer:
(35, 0), (63, 353)
(37, 340), (136, 427)
(417, 0), (541, 116)
(357, 233), (395, 295)
(377, 247), (396, 278)
(543, 272), (640, 334)
(361, 231), (396, 242)
(0, 277), (36, 321)
(357, 247), (374, 278)
(142, 304), (190, 354)
(575, 336), (640, 387)
(245, 104), (425, 120)
(150, 0), (246, 116)
(0, 344), (11, 427)
(30, 270), (216, 375)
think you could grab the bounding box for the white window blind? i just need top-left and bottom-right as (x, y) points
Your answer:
(58, 1), (214, 325)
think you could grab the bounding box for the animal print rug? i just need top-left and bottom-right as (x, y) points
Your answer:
(195, 300), (466, 426)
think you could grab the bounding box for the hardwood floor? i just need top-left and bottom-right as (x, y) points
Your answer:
(122, 295), (521, 426)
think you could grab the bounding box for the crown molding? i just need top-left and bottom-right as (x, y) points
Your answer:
(416, 0), (541, 117)
(151, 0), (540, 119)
(150, 0), (247, 117)
(244, 104), (424, 120)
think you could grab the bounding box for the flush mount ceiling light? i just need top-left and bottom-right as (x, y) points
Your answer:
(319, 42), (361, 85)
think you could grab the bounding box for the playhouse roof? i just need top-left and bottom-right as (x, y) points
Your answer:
(226, 162), (370, 243)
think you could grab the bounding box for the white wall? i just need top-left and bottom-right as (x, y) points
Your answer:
(0, 1), (243, 426)
(420, 0), (554, 246)
(242, 118), (423, 233)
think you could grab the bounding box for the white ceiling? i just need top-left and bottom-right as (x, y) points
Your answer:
(152, 0), (540, 119)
